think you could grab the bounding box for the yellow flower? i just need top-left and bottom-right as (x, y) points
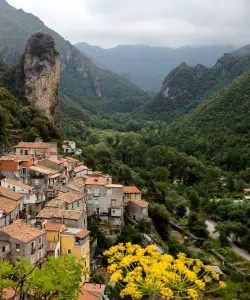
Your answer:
(104, 243), (222, 300)
(219, 281), (226, 288)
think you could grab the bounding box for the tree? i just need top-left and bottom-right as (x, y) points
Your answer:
(104, 243), (226, 300)
(0, 261), (15, 300)
(175, 202), (187, 219)
(151, 167), (170, 182)
(0, 256), (84, 300)
(149, 203), (170, 241)
(186, 187), (200, 212)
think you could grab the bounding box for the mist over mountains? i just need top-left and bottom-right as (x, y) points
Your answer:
(75, 42), (236, 91)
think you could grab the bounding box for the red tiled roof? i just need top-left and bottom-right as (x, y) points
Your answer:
(75, 230), (90, 239)
(37, 208), (82, 220)
(85, 176), (108, 186)
(0, 197), (19, 214)
(0, 186), (23, 201)
(84, 283), (106, 294)
(0, 219), (45, 243)
(124, 186), (141, 194)
(78, 290), (98, 300)
(2, 178), (33, 191)
(74, 165), (88, 173)
(129, 199), (148, 208)
(44, 223), (64, 232)
(15, 142), (57, 150)
(0, 154), (32, 162)
(3, 287), (19, 300)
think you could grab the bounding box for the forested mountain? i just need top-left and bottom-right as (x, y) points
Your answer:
(0, 0), (149, 116)
(164, 70), (250, 171)
(75, 42), (235, 91)
(143, 49), (250, 121)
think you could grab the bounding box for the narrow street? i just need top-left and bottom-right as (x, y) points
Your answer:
(205, 220), (250, 262)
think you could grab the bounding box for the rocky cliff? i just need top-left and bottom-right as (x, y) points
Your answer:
(22, 33), (61, 119)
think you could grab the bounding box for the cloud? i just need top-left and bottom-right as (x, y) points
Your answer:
(7, 0), (250, 48)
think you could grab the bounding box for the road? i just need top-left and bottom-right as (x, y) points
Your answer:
(205, 220), (250, 262)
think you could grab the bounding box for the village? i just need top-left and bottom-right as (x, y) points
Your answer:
(0, 138), (149, 300)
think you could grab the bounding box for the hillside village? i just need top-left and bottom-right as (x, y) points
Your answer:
(0, 138), (149, 300)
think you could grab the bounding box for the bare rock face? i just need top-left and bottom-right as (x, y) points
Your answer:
(22, 33), (61, 119)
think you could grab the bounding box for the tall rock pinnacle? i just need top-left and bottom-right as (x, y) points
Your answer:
(22, 33), (61, 119)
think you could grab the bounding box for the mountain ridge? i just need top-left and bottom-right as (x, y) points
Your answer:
(0, 0), (149, 117)
(75, 41), (236, 91)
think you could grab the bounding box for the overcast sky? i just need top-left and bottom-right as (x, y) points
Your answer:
(8, 0), (250, 48)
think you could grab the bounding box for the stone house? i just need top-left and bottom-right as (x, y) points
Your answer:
(0, 178), (40, 215)
(128, 199), (149, 221)
(0, 197), (20, 229)
(0, 186), (24, 211)
(62, 140), (76, 154)
(85, 175), (124, 226)
(73, 165), (91, 177)
(36, 208), (87, 229)
(123, 186), (142, 205)
(46, 190), (87, 212)
(15, 142), (58, 159)
(67, 177), (86, 193)
(0, 219), (46, 265)
(0, 154), (33, 181)
(28, 165), (61, 199)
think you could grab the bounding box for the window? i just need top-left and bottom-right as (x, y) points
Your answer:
(94, 199), (99, 205)
(77, 201), (80, 207)
(112, 210), (116, 214)
(39, 237), (42, 244)
(2, 246), (5, 252)
(16, 244), (20, 251)
(13, 186), (15, 191)
(67, 249), (72, 254)
(84, 219), (86, 225)
(8, 185), (10, 189)
(96, 208), (100, 214)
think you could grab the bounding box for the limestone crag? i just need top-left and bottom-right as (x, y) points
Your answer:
(60, 41), (102, 97)
(23, 33), (61, 119)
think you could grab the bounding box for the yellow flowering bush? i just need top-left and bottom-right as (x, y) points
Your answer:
(104, 243), (226, 300)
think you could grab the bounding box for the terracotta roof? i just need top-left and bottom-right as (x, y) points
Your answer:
(106, 184), (123, 188)
(84, 283), (106, 294)
(0, 186), (23, 201)
(74, 165), (88, 173)
(46, 198), (65, 208)
(0, 154), (32, 162)
(3, 287), (19, 300)
(2, 178), (33, 191)
(44, 223), (64, 232)
(129, 199), (148, 208)
(124, 186), (141, 194)
(29, 165), (58, 175)
(15, 142), (57, 150)
(65, 156), (80, 163)
(78, 289), (98, 300)
(37, 208), (82, 220)
(69, 177), (86, 188)
(0, 219), (45, 243)
(0, 197), (19, 214)
(85, 176), (108, 186)
(58, 191), (84, 204)
(46, 241), (59, 252)
(75, 230), (90, 239)
(45, 158), (62, 165)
